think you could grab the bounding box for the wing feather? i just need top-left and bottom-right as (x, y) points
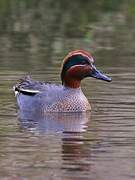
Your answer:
(13, 76), (41, 96)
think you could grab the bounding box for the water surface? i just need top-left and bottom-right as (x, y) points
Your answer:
(0, 1), (135, 180)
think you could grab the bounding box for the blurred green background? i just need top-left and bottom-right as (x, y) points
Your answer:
(0, 0), (135, 72)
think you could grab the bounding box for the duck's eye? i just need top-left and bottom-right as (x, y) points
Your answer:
(82, 61), (91, 66)
(82, 61), (86, 64)
(81, 60), (89, 65)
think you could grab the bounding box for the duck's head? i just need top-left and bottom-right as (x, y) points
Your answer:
(61, 50), (111, 88)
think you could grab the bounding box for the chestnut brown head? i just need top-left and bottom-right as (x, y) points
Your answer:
(61, 50), (111, 88)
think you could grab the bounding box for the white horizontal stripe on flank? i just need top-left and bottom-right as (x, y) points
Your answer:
(20, 88), (40, 93)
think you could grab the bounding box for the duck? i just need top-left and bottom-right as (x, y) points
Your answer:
(13, 50), (111, 112)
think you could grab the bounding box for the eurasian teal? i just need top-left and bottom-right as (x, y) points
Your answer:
(13, 50), (111, 112)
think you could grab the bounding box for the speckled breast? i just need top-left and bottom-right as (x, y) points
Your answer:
(45, 90), (91, 112)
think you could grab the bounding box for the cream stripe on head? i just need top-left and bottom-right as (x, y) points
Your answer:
(63, 50), (94, 64)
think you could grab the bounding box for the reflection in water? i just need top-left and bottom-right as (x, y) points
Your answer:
(62, 137), (92, 178)
(18, 110), (92, 179)
(18, 110), (91, 133)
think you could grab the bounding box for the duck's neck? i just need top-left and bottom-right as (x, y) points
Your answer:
(63, 77), (81, 88)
